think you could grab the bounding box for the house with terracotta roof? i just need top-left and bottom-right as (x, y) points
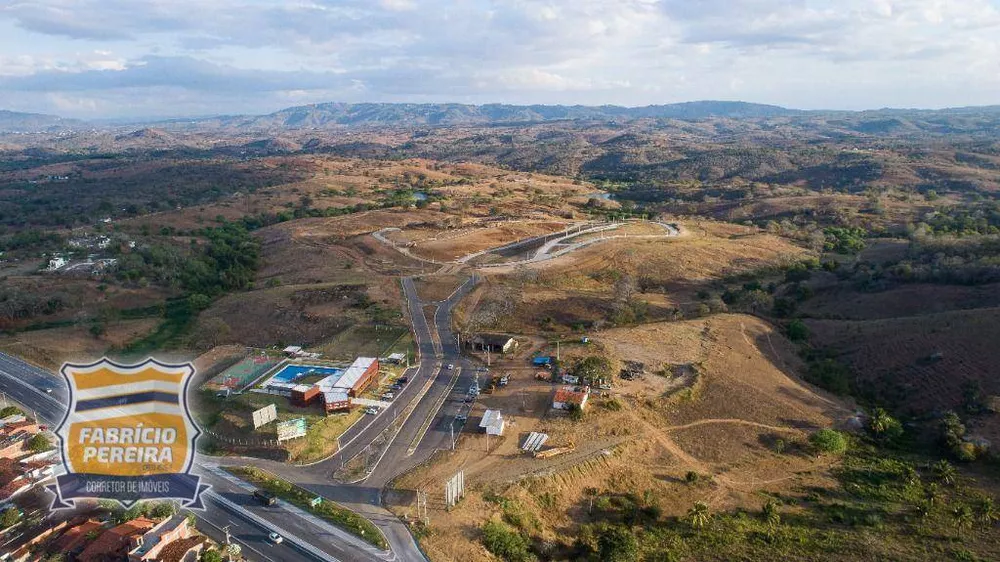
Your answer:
(552, 386), (589, 411)
(127, 515), (194, 561)
(0, 421), (40, 460)
(0, 519), (71, 562)
(154, 536), (207, 562)
(51, 519), (105, 558)
(78, 517), (156, 562)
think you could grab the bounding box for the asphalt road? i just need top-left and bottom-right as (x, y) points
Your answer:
(0, 274), (480, 562)
(0, 351), (67, 426)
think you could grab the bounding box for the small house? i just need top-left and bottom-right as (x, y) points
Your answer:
(552, 386), (590, 411)
(290, 384), (320, 407)
(479, 410), (505, 436)
(323, 390), (352, 413)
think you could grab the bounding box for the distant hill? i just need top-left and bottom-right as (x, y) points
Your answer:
(236, 101), (802, 129)
(0, 110), (85, 132)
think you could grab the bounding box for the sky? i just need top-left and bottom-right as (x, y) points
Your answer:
(0, 0), (998, 119)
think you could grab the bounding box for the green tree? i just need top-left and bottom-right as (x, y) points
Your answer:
(762, 500), (781, 528)
(27, 433), (52, 453)
(933, 460), (957, 486)
(809, 429), (847, 455)
(0, 507), (21, 528)
(597, 526), (638, 562)
(200, 550), (223, 562)
(573, 356), (612, 383)
(687, 501), (711, 529)
(785, 319), (809, 342)
(868, 408), (903, 441)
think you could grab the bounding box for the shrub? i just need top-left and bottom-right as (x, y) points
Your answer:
(786, 319), (809, 342)
(481, 519), (535, 562)
(810, 429), (848, 455)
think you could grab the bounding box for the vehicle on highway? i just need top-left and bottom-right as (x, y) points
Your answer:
(253, 489), (277, 506)
(447, 363), (454, 370)
(477, 367), (489, 372)
(398, 376), (409, 384)
(44, 387), (53, 394)
(391, 383), (403, 390)
(268, 532), (283, 544)
(382, 392), (395, 401)
(364, 406), (379, 415)
(455, 413), (468, 422)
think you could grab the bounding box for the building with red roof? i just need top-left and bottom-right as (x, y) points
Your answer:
(78, 517), (156, 562)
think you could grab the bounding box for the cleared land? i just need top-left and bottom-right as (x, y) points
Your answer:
(390, 314), (848, 561)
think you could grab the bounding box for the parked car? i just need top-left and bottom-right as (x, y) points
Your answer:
(455, 413), (468, 422)
(268, 532), (283, 544)
(364, 406), (379, 415)
(398, 376), (409, 384)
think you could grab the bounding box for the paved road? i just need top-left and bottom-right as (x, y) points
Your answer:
(0, 273), (481, 562)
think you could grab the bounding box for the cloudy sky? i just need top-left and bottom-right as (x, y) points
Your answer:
(0, 0), (998, 119)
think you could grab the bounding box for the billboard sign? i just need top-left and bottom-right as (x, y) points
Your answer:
(251, 404), (278, 430)
(276, 418), (307, 442)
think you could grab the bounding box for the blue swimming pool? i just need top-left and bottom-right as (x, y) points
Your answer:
(268, 364), (343, 384)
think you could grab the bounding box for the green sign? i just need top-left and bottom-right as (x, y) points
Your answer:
(310, 496), (322, 508)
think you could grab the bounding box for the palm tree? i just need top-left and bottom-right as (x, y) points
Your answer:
(869, 408), (894, 436)
(913, 500), (932, 520)
(763, 499), (781, 529)
(975, 497), (997, 527)
(924, 483), (941, 506)
(933, 460), (957, 486)
(688, 501), (711, 530)
(952, 505), (974, 537)
(583, 487), (600, 514)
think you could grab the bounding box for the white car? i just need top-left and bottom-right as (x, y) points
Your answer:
(446, 364), (455, 370)
(364, 406), (379, 415)
(381, 392), (395, 401)
(268, 532), (283, 544)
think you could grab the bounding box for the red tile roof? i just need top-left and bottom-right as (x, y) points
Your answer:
(78, 517), (156, 562)
(52, 520), (105, 553)
(553, 387), (587, 405)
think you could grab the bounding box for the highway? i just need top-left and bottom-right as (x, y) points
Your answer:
(0, 275), (479, 562)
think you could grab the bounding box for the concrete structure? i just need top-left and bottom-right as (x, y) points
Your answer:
(467, 334), (518, 354)
(322, 390), (351, 413)
(291, 384), (321, 407)
(552, 386), (590, 411)
(283, 345), (304, 357)
(479, 410), (505, 436)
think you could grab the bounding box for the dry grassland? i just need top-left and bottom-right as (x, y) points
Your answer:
(392, 314), (848, 561)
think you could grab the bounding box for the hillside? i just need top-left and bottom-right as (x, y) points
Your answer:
(0, 109), (85, 132)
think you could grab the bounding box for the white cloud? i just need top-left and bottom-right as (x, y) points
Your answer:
(0, 0), (998, 117)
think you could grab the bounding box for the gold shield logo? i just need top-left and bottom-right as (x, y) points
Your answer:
(50, 358), (208, 509)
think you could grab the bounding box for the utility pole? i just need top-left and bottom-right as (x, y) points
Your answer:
(1, 392), (6, 407)
(450, 423), (455, 451)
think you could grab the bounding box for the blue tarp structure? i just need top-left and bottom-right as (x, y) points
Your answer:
(532, 356), (552, 366)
